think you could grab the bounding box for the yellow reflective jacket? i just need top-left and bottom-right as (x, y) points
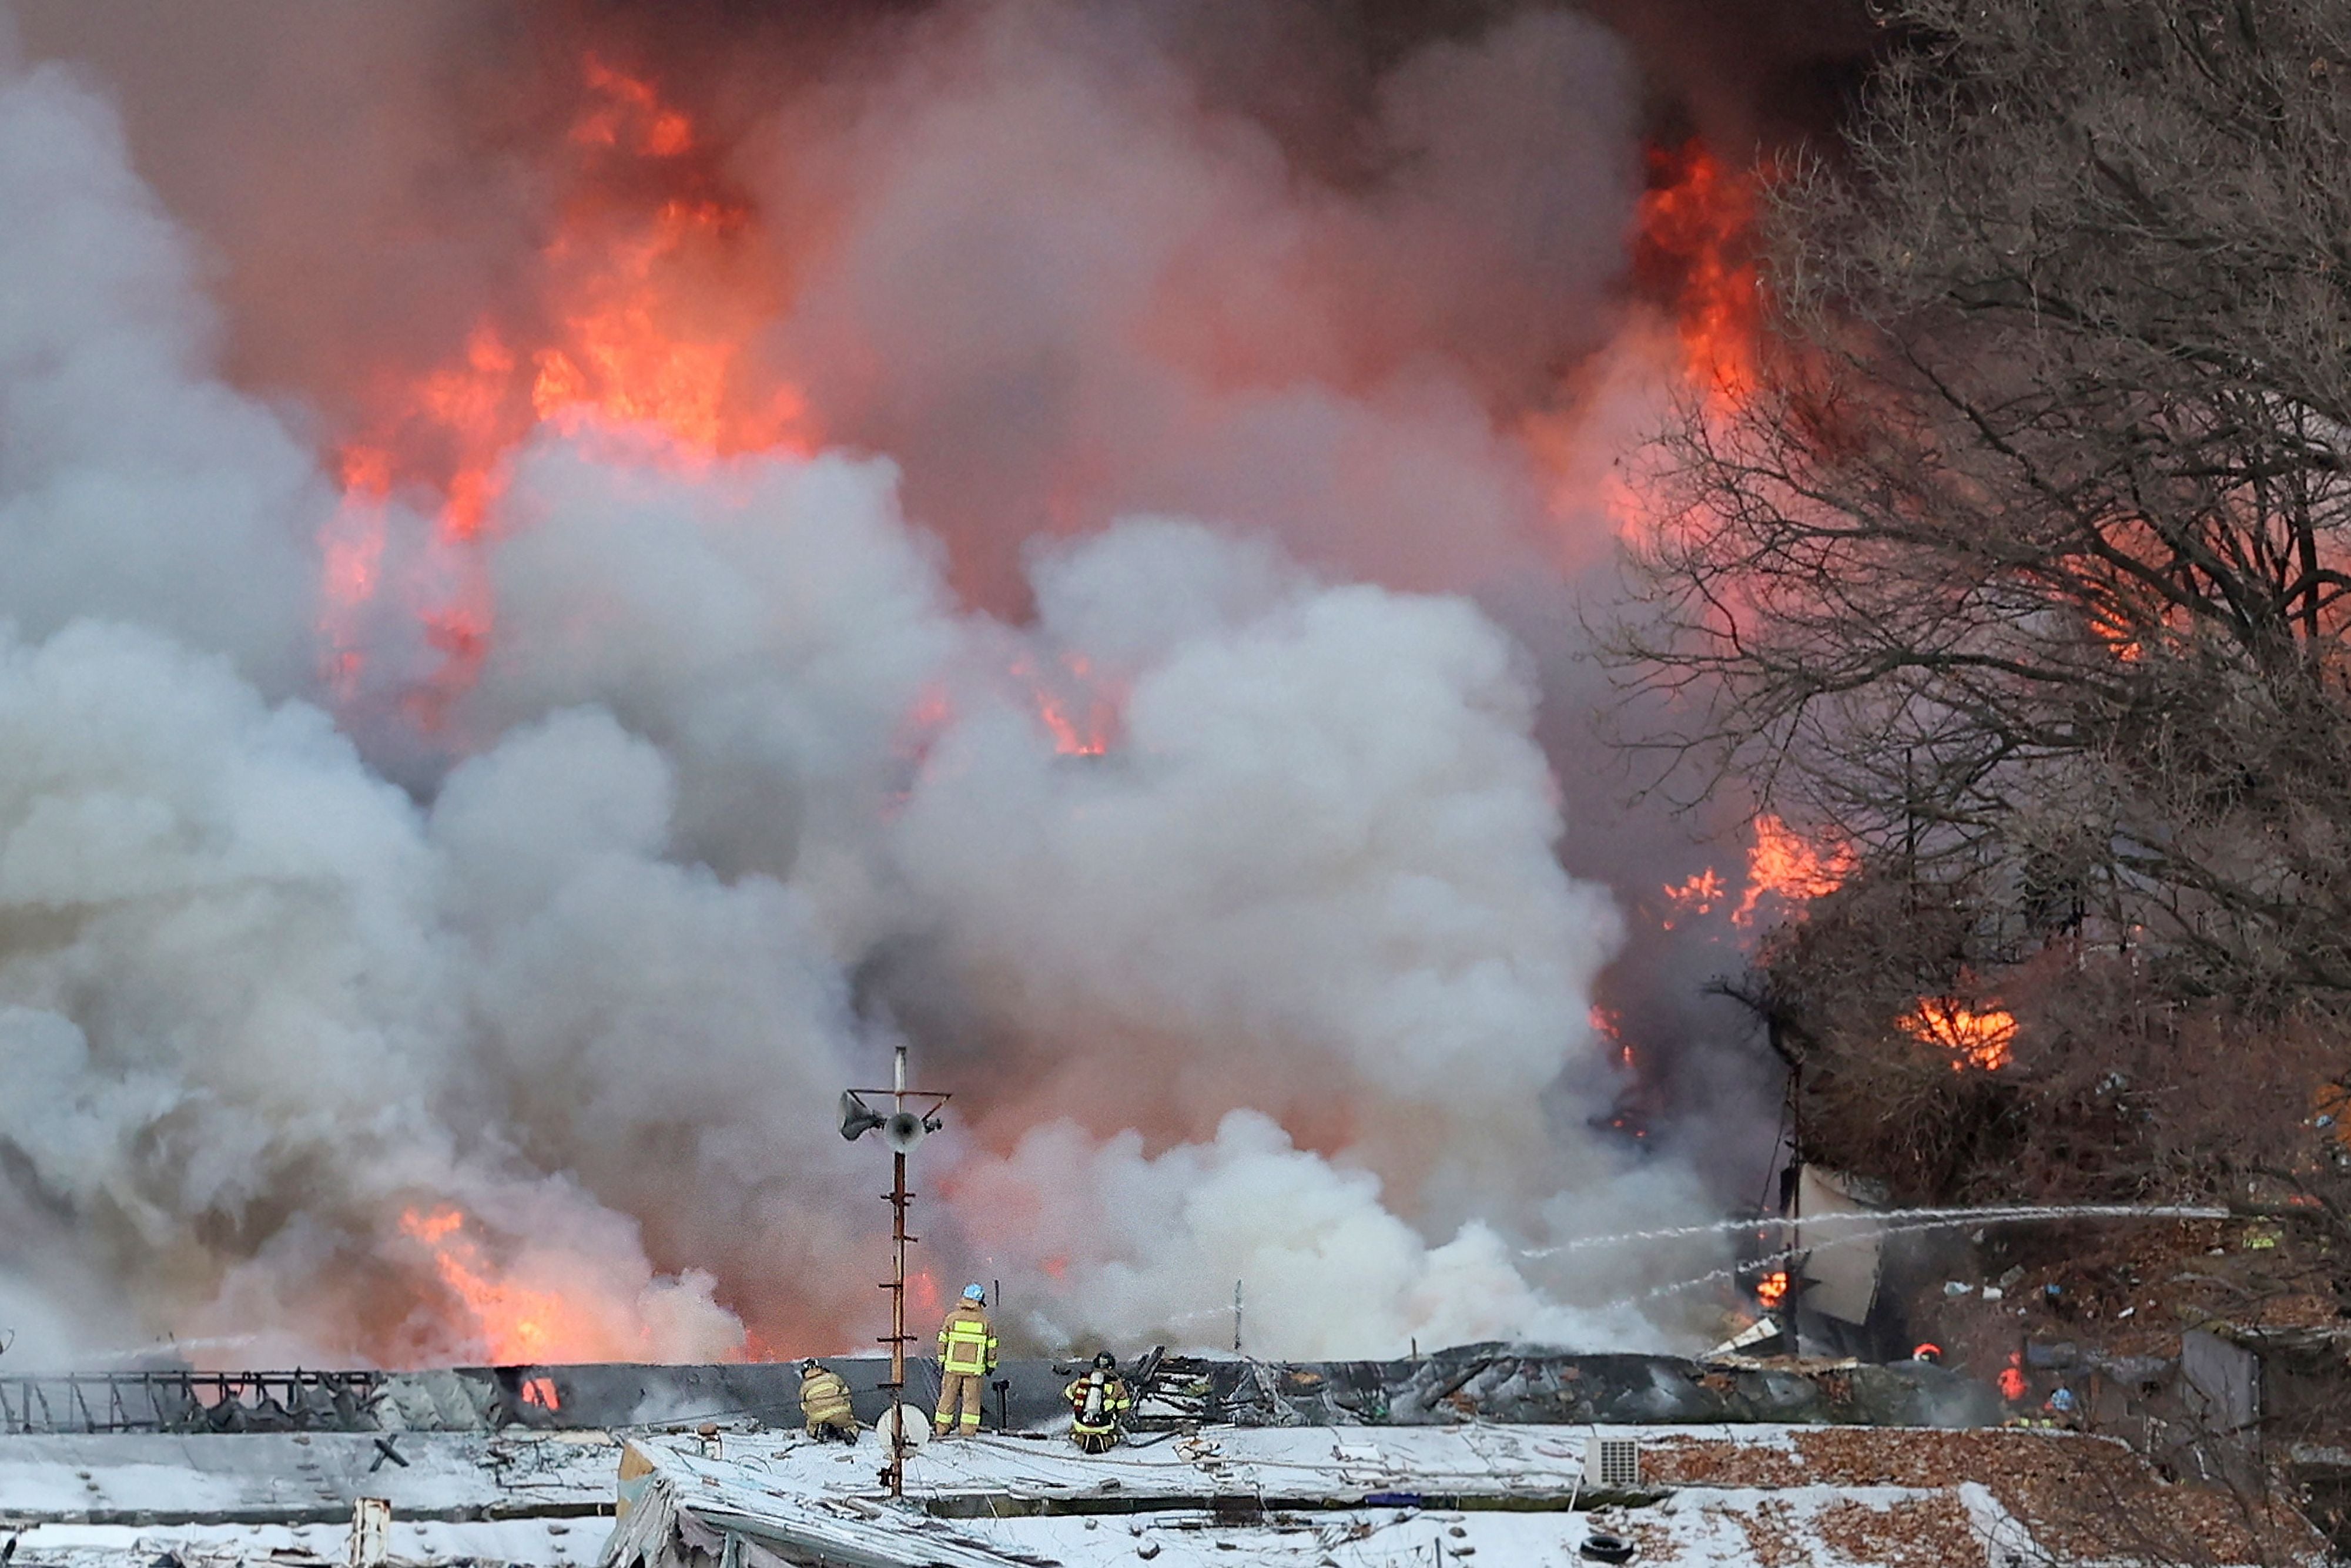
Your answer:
(799, 1368), (853, 1426)
(938, 1304), (997, 1374)
(1064, 1373), (1133, 1431)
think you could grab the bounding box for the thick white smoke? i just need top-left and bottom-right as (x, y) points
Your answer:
(0, 10), (1737, 1370)
(0, 617), (746, 1366)
(0, 53), (321, 691)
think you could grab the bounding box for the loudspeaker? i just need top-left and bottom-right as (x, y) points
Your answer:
(839, 1091), (885, 1142)
(882, 1109), (927, 1153)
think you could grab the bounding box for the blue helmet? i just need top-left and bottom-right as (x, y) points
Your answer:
(963, 1283), (986, 1302)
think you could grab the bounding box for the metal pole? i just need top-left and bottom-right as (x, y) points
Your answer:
(845, 1043), (948, 1502)
(1233, 1280), (1243, 1356)
(890, 1145), (909, 1497)
(884, 1043), (910, 1497)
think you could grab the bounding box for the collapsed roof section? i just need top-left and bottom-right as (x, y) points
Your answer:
(0, 1348), (1998, 1437)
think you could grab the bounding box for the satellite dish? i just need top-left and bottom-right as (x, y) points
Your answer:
(875, 1403), (932, 1449)
(882, 1109), (927, 1154)
(839, 1091), (885, 1143)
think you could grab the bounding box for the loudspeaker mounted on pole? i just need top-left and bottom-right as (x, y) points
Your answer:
(839, 1091), (885, 1142)
(839, 1047), (952, 1500)
(882, 1108), (940, 1154)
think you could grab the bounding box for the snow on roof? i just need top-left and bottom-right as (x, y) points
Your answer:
(5, 1516), (593, 1568)
(0, 1430), (619, 1568)
(0, 1418), (2322, 1567)
(0, 1429), (619, 1519)
(607, 1421), (2329, 1567)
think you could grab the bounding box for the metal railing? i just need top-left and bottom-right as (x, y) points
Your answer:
(0, 1369), (386, 1434)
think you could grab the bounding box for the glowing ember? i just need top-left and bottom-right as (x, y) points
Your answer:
(1660, 866), (1724, 928)
(520, 1375), (562, 1410)
(1731, 815), (1857, 926)
(1755, 1269), (1789, 1309)
(1589, 1005), (1634, 1069)
(1633, 140), (1760, 405)
(1898, 998), (2017, 1072)
(1998, 1352), (2028, 1403)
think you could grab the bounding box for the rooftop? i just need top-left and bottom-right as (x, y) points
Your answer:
(611, 1420), (2326, 1567)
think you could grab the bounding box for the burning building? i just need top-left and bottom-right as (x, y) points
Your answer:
(0, 0), (1895, 1378)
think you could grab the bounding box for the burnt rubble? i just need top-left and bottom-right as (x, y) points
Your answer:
(2, 1346), (2000, 1436)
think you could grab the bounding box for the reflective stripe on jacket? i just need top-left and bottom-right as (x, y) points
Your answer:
(1064, 1375), (1133, 1430)
(938, 1306), (997, 1374)
(800, 1369), (853, 1425)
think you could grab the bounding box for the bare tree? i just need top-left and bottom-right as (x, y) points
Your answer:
(1613, 0), (2351, 1002)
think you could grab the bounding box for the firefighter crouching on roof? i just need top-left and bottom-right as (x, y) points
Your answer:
(936, 1284), (997, 1438)
(1065, 1351), (1133, 1454)
(798, 1358), (858, 1443)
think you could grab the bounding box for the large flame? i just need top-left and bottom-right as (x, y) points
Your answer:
(1632, 139), (1760, 406)
(400, 1207), (575, 1363)
(319, 55), (809, 721)
(398, 1206), (633, 1365)
(1732, 814), (1857, 927)
(269, 46), (1770, 1368)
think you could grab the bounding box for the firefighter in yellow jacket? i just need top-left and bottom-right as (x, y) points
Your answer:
(797, 1359), (857, 1443)
(1064, 1351), (1133, 1453)
(935, 1284), (997, 1437)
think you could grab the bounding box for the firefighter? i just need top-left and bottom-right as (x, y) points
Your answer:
(798, 1358), (858, 1443)
(935, 1284), (997, 1438)
(1064, 1350), (1133, 1454)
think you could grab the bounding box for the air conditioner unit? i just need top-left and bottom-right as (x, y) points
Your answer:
(1583, 1435), (1640, 1489)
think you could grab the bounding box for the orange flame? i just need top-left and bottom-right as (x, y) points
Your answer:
(574, 55), (695, 158)
(1732, 815), (1857, 926)
(1634, 140), (1760, 406)
(1898, 998), (2017, 1073)
(1589, 1005), (1634, 1069)
(1037, 693), (1108, 756)
(1756, 1269), (1789, 1309)
(2086, 604), (2146, 663)
(908, 1269), (942, 1321)
(1999, 1352), (2028, 1403)
(398, 1206), (609, 1365)
(1660, 866), (1724, 929)
(319, 54), (809, 719)
(1016, 652), (1118, 756)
